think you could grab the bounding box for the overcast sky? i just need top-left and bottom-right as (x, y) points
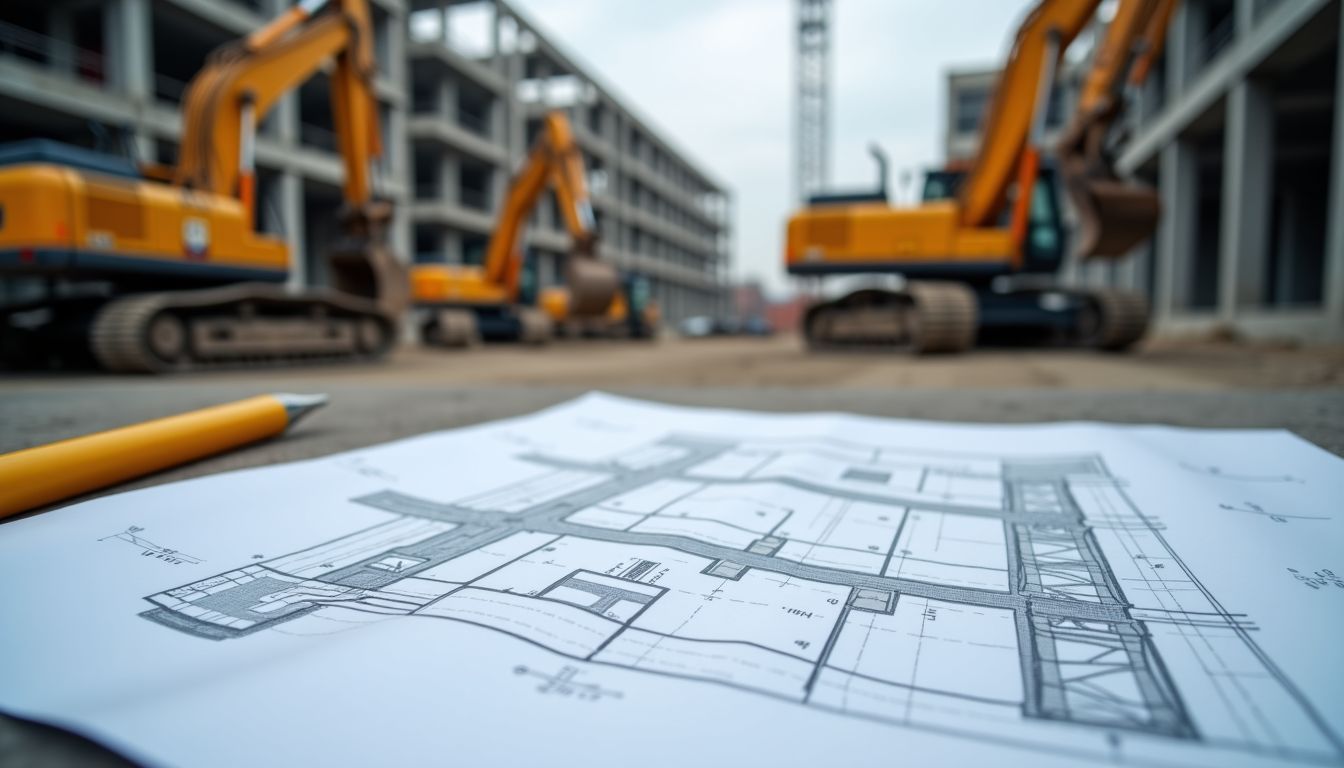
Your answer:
(508, 0), (1038, 296)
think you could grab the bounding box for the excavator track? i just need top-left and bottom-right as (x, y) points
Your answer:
(906, 282), (979, 353)
(1074, 287), (1149, 351)
(89, 284), (397, 373)
(422, 308), (481, 348)
(804, 280), (978, 354)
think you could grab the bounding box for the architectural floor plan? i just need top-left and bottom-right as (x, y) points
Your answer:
(0, 395), (1340, 767)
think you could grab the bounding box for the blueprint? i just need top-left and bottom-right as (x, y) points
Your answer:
(0, 393), (1341, 767)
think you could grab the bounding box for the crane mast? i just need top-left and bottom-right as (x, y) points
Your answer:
(794, 0), (832, 204)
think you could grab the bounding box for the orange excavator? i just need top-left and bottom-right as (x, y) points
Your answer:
(785, 0), (1172, 353)
(411, 110), (656, 345)
(0, 0), (406, 372)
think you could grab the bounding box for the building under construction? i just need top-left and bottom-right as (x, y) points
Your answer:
(0, 0), (732, 327)
(947, 0), (1343, 343)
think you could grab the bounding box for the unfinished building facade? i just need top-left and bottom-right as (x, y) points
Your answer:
(407, 0), (732, 325)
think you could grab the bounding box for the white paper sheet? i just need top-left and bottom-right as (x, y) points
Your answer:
(1, 393), (1341, 767)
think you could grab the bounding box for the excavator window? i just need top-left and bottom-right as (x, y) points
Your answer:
(921, 171), (959, 202)
(921, 167), (1065, 274)
(626, 275), (651, 311)
(520, 253), (539, 306)
(1026, 175), (1062, 266)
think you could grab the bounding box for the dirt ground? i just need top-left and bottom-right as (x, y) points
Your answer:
(3, 334), (1343, 464)
(4, 334), (1343, 393)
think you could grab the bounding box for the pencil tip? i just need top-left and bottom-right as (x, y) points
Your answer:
(274, 393), (329, 428)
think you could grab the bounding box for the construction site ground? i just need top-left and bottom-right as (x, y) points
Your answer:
(2, 334), (1343, 514)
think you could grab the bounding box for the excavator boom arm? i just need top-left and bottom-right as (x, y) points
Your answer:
(1078, 0), (1176, 114)
(1130, 0), (1179, 88)
(958, 0), (1101, 227)
(174, 0), (382, 208)
(1057, 0), (1177, 259)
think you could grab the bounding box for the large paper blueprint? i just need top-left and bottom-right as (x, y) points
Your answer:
(1, 393), (1341, 767)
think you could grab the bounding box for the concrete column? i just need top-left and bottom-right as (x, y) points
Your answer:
(437, 77), (456, 120)
(265, 0), (298, 144)
(539, 251), (557, 287)
(1155, 138), (1198, 320)
(1324, 8), (1344, 336)
(105, 0), (151, 99)
(443, 229), (463, 264)
(1218, 78), (1274, 320)
(439, 152), (460, 205)
(278, 173), (307, 289)
(489, 0), (504, 72)
(270, 92), (298, 143)
(104, 0), (154, 159)
(1234, 0), (1255, 36)
(392, 192), (412, 272)
(503, 17), (526, 164)
(1166, 1), (1204, 97)
(497, 9), (527, 263)
(385, 5), (410, 265)
(612, 114), (632, 257)
(490, 164), (508, 213)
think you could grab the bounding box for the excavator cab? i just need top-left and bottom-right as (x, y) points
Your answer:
(921, 165), (1066, 274)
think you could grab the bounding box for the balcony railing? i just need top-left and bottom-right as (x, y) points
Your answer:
(1198, 13), (1236, 66)
(0, 20), (207, 111)
(0, 20), (105, 84)
(300, 123), (338, 152)
(459, 186), (489, 211)
(411, 93), (439, 116)
(456, 106), (490, 138)
(155, 73), (189, 104)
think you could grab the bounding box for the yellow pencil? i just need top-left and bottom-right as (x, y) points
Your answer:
(0, 393), (327, 520)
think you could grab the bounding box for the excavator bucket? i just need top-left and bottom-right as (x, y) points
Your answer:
(330, 201), (410, 319)
(564, 256), (620, 317)
(1066, 175), (1161, 259)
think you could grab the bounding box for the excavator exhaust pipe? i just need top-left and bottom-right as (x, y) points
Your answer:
(564, 256), (620, 317)
(1066, 175), (1162, 260)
